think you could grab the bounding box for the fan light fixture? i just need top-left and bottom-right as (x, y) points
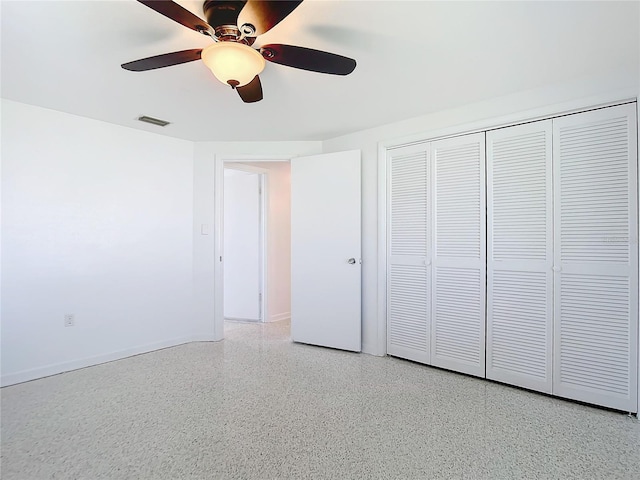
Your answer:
(201, 42), (265, 88)
(122, 0), (357, 103)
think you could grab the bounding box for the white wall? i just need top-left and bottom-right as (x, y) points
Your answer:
(4, 72), (638, 394)
(192, 149), (217, 339)
(323, 71), (640, 357)
(244, 162), (291, 323)
(1, 100), (196, 386)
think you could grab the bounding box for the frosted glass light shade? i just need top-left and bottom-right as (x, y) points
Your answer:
(201, 42), (265, 87)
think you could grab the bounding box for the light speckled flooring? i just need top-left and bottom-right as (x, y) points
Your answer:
(2, 320), (639, 479)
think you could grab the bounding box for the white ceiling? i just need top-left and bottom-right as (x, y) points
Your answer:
(2, 1), (638, 142)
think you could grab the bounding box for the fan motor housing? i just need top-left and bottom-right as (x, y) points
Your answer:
(203, 0), (246, 29)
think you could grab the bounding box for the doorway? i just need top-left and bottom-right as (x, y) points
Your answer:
(222, 160), (292, 335)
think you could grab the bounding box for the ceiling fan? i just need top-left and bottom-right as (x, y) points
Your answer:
(121, 0), (357, 103)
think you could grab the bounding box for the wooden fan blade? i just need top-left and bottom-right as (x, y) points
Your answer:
(236, 76), (263, 103)
(137, 0), (213, 35)
(238, 1), (303, 36)
(260, 44), (356, 75)
(121, 49), (203, 71)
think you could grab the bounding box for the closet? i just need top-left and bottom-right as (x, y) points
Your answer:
(388, 134), (486, 376)
(386, 103), (638, 412)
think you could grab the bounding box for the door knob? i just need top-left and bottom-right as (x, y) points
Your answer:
(347, 258), (356, 264)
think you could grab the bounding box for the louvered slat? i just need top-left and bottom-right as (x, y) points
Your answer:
(390, 150), (428, 257)
(387, 144), (430, 364)
(553, 103), (638, 412)
(486, 121), (553, 393)
(435, 142), (482, 258)
(389, 264), (428, 352)
(559, 115), (630, 264)
(559, 274), (630, 396)
(492, 129), (548, 261)
(433, 268), (481, 365)
(490, 271), (550, 382)
(431, 133), (486, 377)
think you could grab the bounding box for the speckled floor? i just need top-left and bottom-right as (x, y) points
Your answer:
(2, 320), (639, 479)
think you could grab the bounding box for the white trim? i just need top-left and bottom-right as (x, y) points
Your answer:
(224, 163), (270, 174)
(213, 155), (224, 341)
(220, 155), (291, 163)
(636, 98), (640, 415)
(259, 173), (267, 323)
(376, 141), (388, 357)
(381, 91), (637, 151)
(636, 96), (640, 412)
(1, 335), (216, 387)
(269, 312), (291, 323)
(224, 317), (261, 322)
(377, 94), (638, 361)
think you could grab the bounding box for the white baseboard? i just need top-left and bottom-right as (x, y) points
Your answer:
(268, 312), (291, 323)
(191, 334), (219, 342)
(362, 341), (384, 356)
(0, 335), (214, 387)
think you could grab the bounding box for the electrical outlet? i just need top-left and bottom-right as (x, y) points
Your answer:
(64, 314), (75, 327)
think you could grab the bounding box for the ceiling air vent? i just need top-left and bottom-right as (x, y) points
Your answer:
(138, 115), (170, 127)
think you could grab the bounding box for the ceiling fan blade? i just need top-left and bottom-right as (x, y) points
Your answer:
(236, 75), (263, 103)
(238, 1), (303, 36)
(260, 44), (356, 75)
(137, 0), (213, 36)
(121, 49), (203, 71)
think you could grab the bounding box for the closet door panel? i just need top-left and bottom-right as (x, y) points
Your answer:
(553, 103), (638, 412)
(387, 144), (431, 364)
(433, 266), (483, 366)
(486, 121), (553, 393)
(431, 133), (486, 377)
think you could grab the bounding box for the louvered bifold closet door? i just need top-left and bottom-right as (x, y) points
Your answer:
(553, 103), (638, 412)
(387, 143), (431, 364)
(431, 133), (486, 377)
(486, 121), (553, 393)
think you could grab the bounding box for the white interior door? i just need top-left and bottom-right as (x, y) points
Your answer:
(386, 143), (431, 364)
(553, 104), (638, 412)
(430, 133), (486, 378)
(223, 169), (262, 321)
(290, 150), (361, 352)
(486, 120), (553, 393)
